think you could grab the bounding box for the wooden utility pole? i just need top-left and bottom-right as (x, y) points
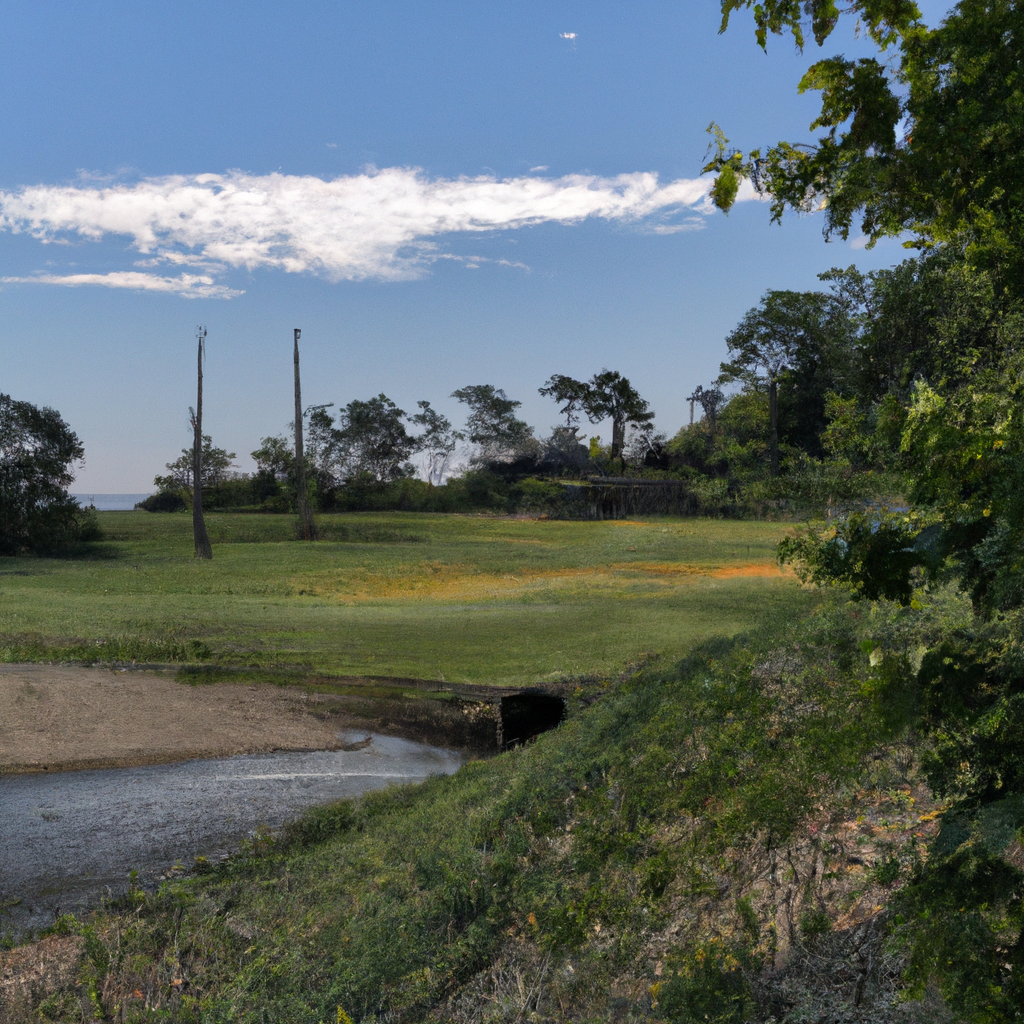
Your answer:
(293, 328), (316, 540)
(192, 326), (213, 559)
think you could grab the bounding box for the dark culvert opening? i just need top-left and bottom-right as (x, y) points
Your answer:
(499, 692), (565, 748)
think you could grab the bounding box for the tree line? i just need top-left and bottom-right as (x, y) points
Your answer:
(140, 243), (1000, 525)
(139, 370), (663, 515)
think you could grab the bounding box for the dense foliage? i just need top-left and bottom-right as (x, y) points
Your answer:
(706, 2), (1024, 1016)
(0, 393), (95, 555)
(709, 1), (1024, 284)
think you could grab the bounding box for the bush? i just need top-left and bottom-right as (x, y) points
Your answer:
(77, 504), (103, 541)
(136, 490), (187, 512)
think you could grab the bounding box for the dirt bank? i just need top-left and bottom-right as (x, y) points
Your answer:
(0, 663), (358, 775)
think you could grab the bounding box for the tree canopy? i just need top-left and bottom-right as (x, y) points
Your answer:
(539, 370), (654, 461)
(0, 394), (89, 555)
(308, 395), (419, 484)
(709, 0), (1024, 286)
(538, 374), (592, 431)
(452, 384), (537, 465)
(726, 3), (1024, 1013)
(410, 401), (462, 486)
(155, 434), (237, 495)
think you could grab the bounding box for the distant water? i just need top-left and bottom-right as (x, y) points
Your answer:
(72, 493), (152, 511)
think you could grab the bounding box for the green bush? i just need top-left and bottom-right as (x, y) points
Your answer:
(136, 490), (187, 512)
(656, 943), (756, 1024)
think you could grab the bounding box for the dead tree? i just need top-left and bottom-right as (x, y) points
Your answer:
(192, 326), (213, 560)
(293, 328), (317, 540)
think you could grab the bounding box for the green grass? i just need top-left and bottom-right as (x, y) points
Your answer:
(0, 512), (808, 686)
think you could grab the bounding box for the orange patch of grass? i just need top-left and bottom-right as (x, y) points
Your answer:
(711, 563), (793, 578)
(291, 558), (793, 603)
(609, 561), (706, 576)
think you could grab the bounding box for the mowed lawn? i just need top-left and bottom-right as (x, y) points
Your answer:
(0, 512), (811, 686)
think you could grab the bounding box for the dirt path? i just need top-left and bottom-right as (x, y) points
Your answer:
(0, 663), (350, 775)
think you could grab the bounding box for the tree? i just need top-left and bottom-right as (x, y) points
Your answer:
(155, 435), (237, 497)
(292, 328), (317, 541)
(708, 1), (1024, 288)
(624, 427), (669, 468)
(718, 289), (846, 474)
(251, 435), (293, 481)
(718, 303), (791, 479)
(0, 394), (87, 555)
(452, 385), (537, 465)
(333, 394), (418, 482)
(689, 384), (726, 429)
(538, 374), (592, 431)
(722, 6), (1024, 1010)
(582, 370), (654, 462)
(538, 426), (590, 475)
(411, 401), (462, 486)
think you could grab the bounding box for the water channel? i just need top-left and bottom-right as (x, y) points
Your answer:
(0, 733), (462, 935)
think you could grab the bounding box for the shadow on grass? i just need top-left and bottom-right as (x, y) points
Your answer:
(0, 542), (125, 563)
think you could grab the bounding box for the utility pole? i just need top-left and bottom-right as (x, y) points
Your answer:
(192, 326), (213, 559)
(293, 328), (316, 540)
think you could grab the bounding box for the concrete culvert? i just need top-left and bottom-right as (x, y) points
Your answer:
(499, 692), (565, 748)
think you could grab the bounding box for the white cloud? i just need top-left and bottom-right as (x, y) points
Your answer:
(435, 252), (531, 272)
(644, 218), (708, 235)
(529, 165), (549, 173)
(559, 32), (577, 41)
(735, 178), (767, 204)
(0, 166), (729, 297)
(0, 271), (242, 298)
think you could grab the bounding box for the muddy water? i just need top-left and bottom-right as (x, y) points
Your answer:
(0, 733), (462, 935)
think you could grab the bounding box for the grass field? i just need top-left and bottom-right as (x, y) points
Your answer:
(0, 512), (810, 686)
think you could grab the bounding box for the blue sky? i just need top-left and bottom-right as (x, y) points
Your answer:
(1, 1), (949, 492)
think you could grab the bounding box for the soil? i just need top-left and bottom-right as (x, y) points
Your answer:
(0, 663), (361, 775)
(0, 934), (85, 1022)
(0, 663), (518, 775)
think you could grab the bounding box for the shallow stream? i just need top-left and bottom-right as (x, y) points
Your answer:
(0, 733), (462, 935)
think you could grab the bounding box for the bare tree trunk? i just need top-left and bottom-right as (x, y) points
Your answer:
(611, 415), (625, 461)
(769, 377), (779, 478)
(192, 328), (213, 560)
(293, 328), (316, 540)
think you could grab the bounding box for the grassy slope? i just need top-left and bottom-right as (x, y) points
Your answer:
(22, 596), (954, 1023)
(0, 512), (807, 685)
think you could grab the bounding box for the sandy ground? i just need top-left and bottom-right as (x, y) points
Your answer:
(0, 663), (351, 775)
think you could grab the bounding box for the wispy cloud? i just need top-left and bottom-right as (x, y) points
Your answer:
(0, 271), (242, 298)
(0, 166), (727, 297)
